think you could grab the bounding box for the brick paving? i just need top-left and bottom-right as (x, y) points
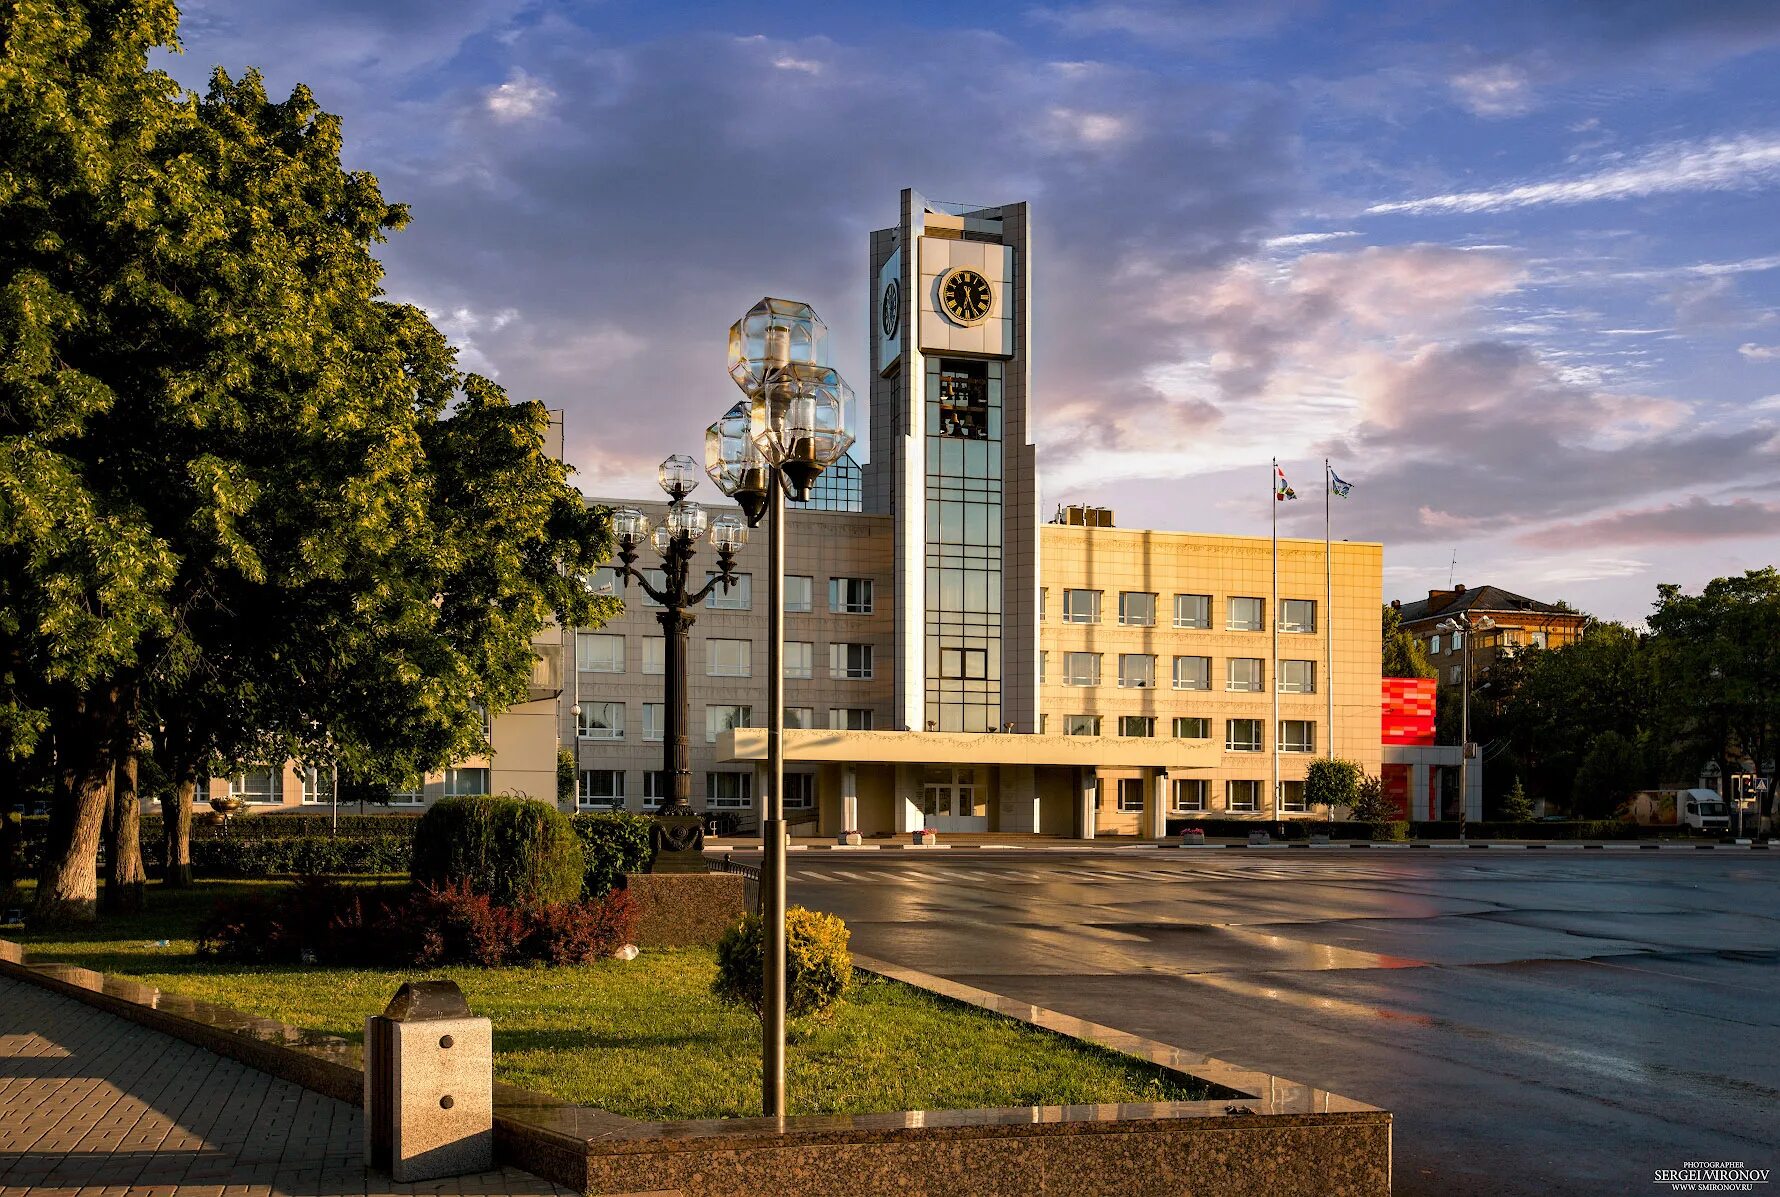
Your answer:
(0, 975), (572, 1197)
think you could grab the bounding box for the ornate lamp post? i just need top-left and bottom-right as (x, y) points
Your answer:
(706, 299), (853, 1119)
(590, 455), (747, 871)
(1435, 612), (1495, 841)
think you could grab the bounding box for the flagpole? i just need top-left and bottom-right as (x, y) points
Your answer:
(1271, 458), (1279, 826)
(1325, 460), (1334, 762)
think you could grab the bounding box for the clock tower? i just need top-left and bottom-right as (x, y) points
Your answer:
(863, 190), (1039, 734)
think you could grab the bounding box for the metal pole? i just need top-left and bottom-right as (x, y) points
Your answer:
(659, 533), (695, 815)
(761, 471), (787, 1119)
(1324, 461), (1334, 764)
(1459, 618), (1470, 842)
(1271, 459), (1279, 822)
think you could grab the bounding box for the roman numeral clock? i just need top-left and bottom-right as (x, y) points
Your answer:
(938, 267), (993, 325)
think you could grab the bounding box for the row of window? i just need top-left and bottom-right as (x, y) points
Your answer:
(1427, 628), (1547, 655)
(1112, 777), (1311, 814)
(226, 766), (488, 805)
(576, 633), (876, 681)
(1046, 592), (1318, 633)
(590, 570), (876, 615)
(576, 769), (815, 810)
(1045, 652), (1317, 692)
(575, 703), (875, 741)
(1057, 715), (1317, 753)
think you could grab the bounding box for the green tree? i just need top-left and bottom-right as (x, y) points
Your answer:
(1570, 730), (1657, 819)
(3, 2), (614, 922)
(558, 747), (577, 807)
(1382, 604), (1436, 678)
(1303, 757), (1361, 813)
(1498, 776), (1535, 822)
(1348, 774), (1394, 824)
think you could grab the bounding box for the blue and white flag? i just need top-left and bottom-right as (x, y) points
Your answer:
(1329, 469), (1353, 499)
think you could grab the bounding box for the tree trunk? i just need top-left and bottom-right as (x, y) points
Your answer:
(104, 741), (147, 913)
(33, 689), (120, 927)
(160, 752), (196, 888)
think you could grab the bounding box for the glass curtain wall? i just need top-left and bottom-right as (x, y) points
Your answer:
(923, 357), (1003, 732)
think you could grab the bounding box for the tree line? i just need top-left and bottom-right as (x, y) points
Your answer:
(2, 0), (617, 924)
(1384, 571), (1780, 820)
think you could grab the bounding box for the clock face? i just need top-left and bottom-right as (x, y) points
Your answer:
(940, 268), (993, 325)
(881, 279), (900, 338)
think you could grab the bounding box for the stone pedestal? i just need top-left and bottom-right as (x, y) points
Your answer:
(365, 982), (493, 1183)
(647, 812), (708, 874)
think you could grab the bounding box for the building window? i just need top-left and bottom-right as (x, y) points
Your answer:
(641, 770), (667, 810)
(1429, 634), (1442, 655)
(1039, 651), (1048, 685)
(786, 707), (816, 729)
(937, 359), (991, 438)
(588, 566), (621, 597)
(1280, 599), (1317, 633)
(1225, 719), (1263, 753)
(1227, 658), (1264, 692)
(1529, 630), (1547, 648)
(642, 636), (665, 675)
(940, 647), (989, 679)
(705, 704), (752, 743)
(707, 638), (752, 678)
(706, 572), (752, 610)
(1173, 716), (1209, 739)
(1172, 655), (1210, 691)
(1279, 660), (1317, 693)
(706, 771), (753, 809)
(785, 641), (813, 679)
(1118, 654), (1155, 689)
(1064, 714), (1101, 736)
(300, 765), (334, 806)
(784, 575), (813, 612)
(829, 577), (874, 614)
(785, 773), (816, 810)
(1117, 777), (1145, 812)
(1172, 778), (1208, 812)
(1449, 665), (1462, 683)
(830, 642), (875, 679)
(576, 632), (623, 673)
(1174, 594), (1211, 629)
(829, 707), (873, 730)
(387, 781), (424, 807)
(1039, 588), (1047, 621)
(1227, 596), (1265, 632)
(577, 769), (623, 809)
(641, 568), (666, 607)
(1064, 652), (1101, 686)
(1063, 589), (1101, 624)
(578, 702), (624, 741)
(1501, 628), (1523, 647)
(1280, 720), (1316, 754)
(642, 703), (664, 742)
(444, 767), (489, 798)
(229, 766), (280, 804)
(1279, 780), (1307, 812)
(1118, 592), (1155, 627)
(1227, 779), (1260, 812)
(1118, 715), (1155, 738)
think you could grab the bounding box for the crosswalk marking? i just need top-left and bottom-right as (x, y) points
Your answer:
(785, 860), (1553, 885)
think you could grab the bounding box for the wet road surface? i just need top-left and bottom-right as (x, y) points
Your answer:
(779, 850), (1780, 1196)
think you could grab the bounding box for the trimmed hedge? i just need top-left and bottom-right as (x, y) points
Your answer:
(190, 835), (413, 877)
(145, 812), (425, 839)
(569, 811), (652, 899)
(714, 906), (852, 1021)
(411, 795), (584, 907)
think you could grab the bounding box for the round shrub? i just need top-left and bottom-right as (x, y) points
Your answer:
(713, 906), (852, 1021)
(410, 795), (584, 907)
(569, 811), (652, 899)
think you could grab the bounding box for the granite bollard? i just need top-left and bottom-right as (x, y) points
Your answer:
(364, 980), (494, 1182)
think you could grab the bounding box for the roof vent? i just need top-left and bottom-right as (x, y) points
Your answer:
(1454, 583), (1467, 594)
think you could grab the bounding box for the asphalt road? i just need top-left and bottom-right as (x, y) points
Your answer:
(776, 849), (1780, 1196)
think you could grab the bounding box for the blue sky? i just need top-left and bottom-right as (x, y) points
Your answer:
(158, 0), (1780, 623)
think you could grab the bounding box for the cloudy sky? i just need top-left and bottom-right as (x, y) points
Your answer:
(159, 0), (1780, 623)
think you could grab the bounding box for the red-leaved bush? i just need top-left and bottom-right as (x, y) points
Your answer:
(197, 877), (636, 968)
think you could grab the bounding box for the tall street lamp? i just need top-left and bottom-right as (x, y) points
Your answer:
(1435, 612), (1495, 841)
(707, 298), (853, 1119)
(594, 455), (747, 871)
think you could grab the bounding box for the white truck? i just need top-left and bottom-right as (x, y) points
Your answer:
(1625, 788), (1731, 833)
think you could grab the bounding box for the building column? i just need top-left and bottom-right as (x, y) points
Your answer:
(1148, 768), (1169, 840)
(839, 765), (860, 845)
(1076, 767), (1097, 840)
(999, 765), (1039, 834)
(1409, 762), (1429, 822)
(893, 762), (923, 833)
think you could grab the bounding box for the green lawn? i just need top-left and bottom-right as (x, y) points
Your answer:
(7, 880), (1207, 1120)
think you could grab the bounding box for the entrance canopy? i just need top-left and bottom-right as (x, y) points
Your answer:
(718, 728), (1217, 770)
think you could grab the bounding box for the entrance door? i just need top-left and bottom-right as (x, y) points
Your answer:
(921, 767), (989, 832)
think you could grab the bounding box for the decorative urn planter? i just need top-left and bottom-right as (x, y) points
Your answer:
(209, 795), (243, 816)
(912, 827), (938, 846)
(1181, 828), (1206, 846)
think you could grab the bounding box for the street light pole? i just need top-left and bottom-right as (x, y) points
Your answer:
(710, 299), (855, 1120)
(1437, 612), (1494, 840)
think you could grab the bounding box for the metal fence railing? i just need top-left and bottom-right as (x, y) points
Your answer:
(720, 853), (762, 914)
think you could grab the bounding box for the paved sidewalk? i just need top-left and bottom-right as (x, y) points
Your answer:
(0, 975), (570, 1196)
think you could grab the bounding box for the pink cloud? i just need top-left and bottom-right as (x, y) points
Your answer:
(1518, 496), (1780, 548)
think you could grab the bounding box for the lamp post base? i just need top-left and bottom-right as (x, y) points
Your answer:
(646, 813), (710, 874)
